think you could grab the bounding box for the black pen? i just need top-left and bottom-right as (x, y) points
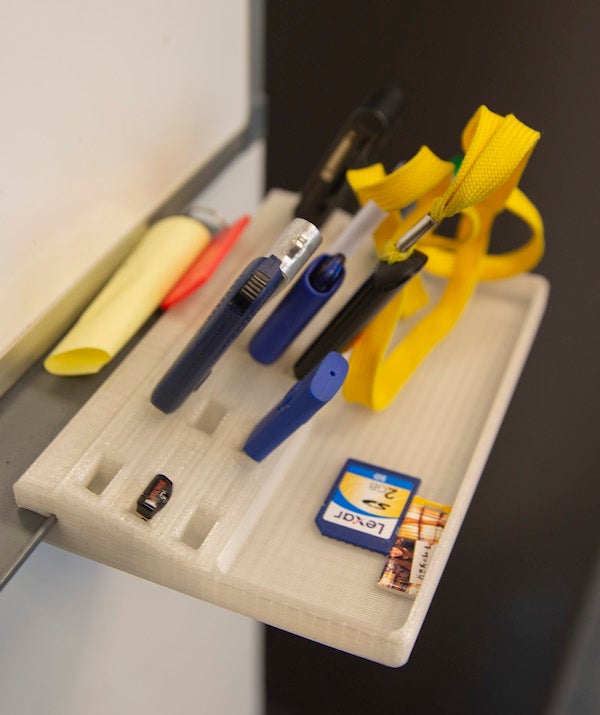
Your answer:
(294, 86), (403, 227)
(293, 210), (437, 379)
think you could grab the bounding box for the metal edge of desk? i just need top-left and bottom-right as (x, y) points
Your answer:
(0, 0), (267, 590)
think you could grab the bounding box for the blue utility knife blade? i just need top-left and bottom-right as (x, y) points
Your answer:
(151, 219), (321, 414)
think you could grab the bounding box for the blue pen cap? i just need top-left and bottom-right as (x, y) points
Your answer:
(243, 351), (348, 462)
(249, 253), (345, 364)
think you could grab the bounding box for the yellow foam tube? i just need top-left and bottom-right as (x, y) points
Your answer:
(44, 216), (211, 375)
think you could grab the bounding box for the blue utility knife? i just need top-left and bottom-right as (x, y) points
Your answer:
(151, 219), (322, 414)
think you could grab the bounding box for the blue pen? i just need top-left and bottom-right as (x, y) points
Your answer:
(151, 219), (322, 414)
(249, 200), (387, 365)
(243, 351), (348, 462)
(248, 253), (345, 364)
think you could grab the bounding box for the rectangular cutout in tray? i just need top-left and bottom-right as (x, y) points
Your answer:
(14, 190), (548, 666)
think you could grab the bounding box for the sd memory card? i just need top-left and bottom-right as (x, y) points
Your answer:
(316, 458), (420, 553)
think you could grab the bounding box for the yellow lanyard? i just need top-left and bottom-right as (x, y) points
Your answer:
(342, 106), (543, 410)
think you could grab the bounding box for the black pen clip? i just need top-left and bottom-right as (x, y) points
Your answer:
(294, 86), (404, 227)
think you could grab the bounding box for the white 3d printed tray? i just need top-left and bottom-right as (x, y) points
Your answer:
(14, 190), (549, 666)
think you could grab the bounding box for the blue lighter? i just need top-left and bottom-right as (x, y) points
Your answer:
(151, 219), (322, 414)
(243, 351), (348, 462)
(248, 253), (345, 364)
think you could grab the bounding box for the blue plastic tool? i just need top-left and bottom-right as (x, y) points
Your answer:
(243, 351), (348, 462)
(249, 253), (345, 364)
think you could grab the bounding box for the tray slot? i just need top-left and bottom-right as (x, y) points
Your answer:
(192, 399), (229, 435)
(84, 456), (123, 495)
(181, 505), (220, 549)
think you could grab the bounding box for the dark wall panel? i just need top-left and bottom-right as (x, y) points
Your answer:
(265, 1), (600, 713)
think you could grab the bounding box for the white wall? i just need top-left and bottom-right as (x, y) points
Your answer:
(1, 544), (263, 715)
(0, 140), (266, 715)
(0, 0), (250, 362)
(1, 1), (265, 707)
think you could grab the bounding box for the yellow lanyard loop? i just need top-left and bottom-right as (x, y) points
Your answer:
(342, 106), (543, 411)
(421, 186), (544, 279)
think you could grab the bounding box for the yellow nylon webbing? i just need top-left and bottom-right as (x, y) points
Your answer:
(420, 186), (544, 279)
(342, 106), (543, 410)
